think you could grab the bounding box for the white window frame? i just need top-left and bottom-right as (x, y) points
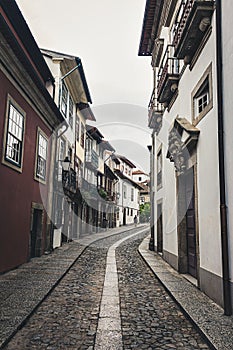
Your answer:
(35, 128), (48, 183)
(2, 96), (26, 173)
(61, 82), (68, 117)
(192, 63), (213, 126)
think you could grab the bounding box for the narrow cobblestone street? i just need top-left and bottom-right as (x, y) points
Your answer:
(2, 228), (211, 349)
(116, 237), (210, 350)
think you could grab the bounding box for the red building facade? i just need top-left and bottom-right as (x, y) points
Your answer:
(0, 1), (64, 273)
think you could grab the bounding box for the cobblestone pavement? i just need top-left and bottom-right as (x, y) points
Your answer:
(2, 227), (145, 350)
(2, 229), (212, 349)
(116, 237), (211, 350)
(3, 245), (106, 350)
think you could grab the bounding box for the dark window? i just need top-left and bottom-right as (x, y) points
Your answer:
(68, 95), (74, 128)
(80, 123), (85, 148)
(157, 149), (162, 188)
(76, 116), (80, 142)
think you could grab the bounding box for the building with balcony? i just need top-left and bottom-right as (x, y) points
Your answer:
(138, 0), (233, 312)
(41, 50), (95, 246)
(0, 1), (65, 273)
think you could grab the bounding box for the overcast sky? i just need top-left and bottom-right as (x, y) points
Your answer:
(17, 0), (152, 172)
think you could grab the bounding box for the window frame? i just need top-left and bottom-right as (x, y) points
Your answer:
(131, 188), (134, 201)
(157, 147), (162, 190)
(2, 95), (26, 173)
(191, 63), (213, 126)
(76, 115), (80, 142)
(34, 127), (48, 184)
(60, 82), (68, 117)
(68, 95), (74, 129)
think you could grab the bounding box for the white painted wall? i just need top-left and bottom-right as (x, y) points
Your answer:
(154, 13), (222, 279)
(132, 172), (149, 183)
(116, 177), (139, 226)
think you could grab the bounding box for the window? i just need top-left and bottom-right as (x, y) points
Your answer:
(123, 184), (127, 199)
(68, 95), (74, 129)
(139, 176), (142, 181)
(35, 130), (48, 182)
(4, 101), (25, 169)
(131, 209), (133, 216)
(59, 138), (65, 161)
(131, 188), (134, 201)
(192, 63), (213, 125)
(76, 116), (80, 142)
(68, 147), (72, 162)
(80, 123), (85, 148)
(60, 82), (74, 129)
(157, 149), (162, 189)
(58, 138), (65, 181)
(194, 78), (209, 116)
(61, 82), (68, 117)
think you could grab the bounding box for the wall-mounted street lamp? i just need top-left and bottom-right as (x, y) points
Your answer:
(61, 156), (71, 172)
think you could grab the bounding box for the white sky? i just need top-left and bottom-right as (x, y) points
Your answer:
(17, 0), (152, 172)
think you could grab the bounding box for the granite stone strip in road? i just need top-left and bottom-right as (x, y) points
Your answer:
(94, 227), (149, 350)
(0, 224), (146, 349)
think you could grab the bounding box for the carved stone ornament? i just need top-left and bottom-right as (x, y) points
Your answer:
(168, 129), (186, 174)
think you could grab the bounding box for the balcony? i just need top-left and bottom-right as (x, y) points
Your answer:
(62, 168), (76, 193)
(148, 90), (164, 134)
(85, 149), (99, 170)
(81, 179), (99, 200)
(172, 0), (215, 63)
(106, 190), (116, 202)
(157, 45), (182, 106)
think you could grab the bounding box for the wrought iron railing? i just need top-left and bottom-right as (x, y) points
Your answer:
(148, 89), (164, 119)
(172, 0), (194, 48)
(157, 45), (181, 97)
(62, 168), (76, 193)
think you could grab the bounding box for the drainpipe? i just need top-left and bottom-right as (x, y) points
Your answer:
(215, 0), (232, 315)
(148, 131), (155, 251)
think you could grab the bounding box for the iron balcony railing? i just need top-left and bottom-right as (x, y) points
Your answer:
(172, 0), (215, 58)
(157, 45), (182, 103)
(148, 90), (164, 118)
(62, 168), (76, 193)
(172, 0), (189, 49)
(148, 89), (164, 131)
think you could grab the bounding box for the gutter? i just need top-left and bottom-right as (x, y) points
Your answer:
(216, 0), (232, 315)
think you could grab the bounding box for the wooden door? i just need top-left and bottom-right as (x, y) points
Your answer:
(185, 169), (197, 278)
(30, 208), (43, 258)
(157, 203), (163, 253)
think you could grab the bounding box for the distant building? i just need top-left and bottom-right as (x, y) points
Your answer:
(112, 155), (142, 226)
(132, 170), (150, 205)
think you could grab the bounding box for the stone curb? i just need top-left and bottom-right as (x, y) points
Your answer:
(138, 235), (233, 350)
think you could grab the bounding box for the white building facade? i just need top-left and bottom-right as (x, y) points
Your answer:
(113, 155), (141, 227)
(139, 0), (232, 312)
